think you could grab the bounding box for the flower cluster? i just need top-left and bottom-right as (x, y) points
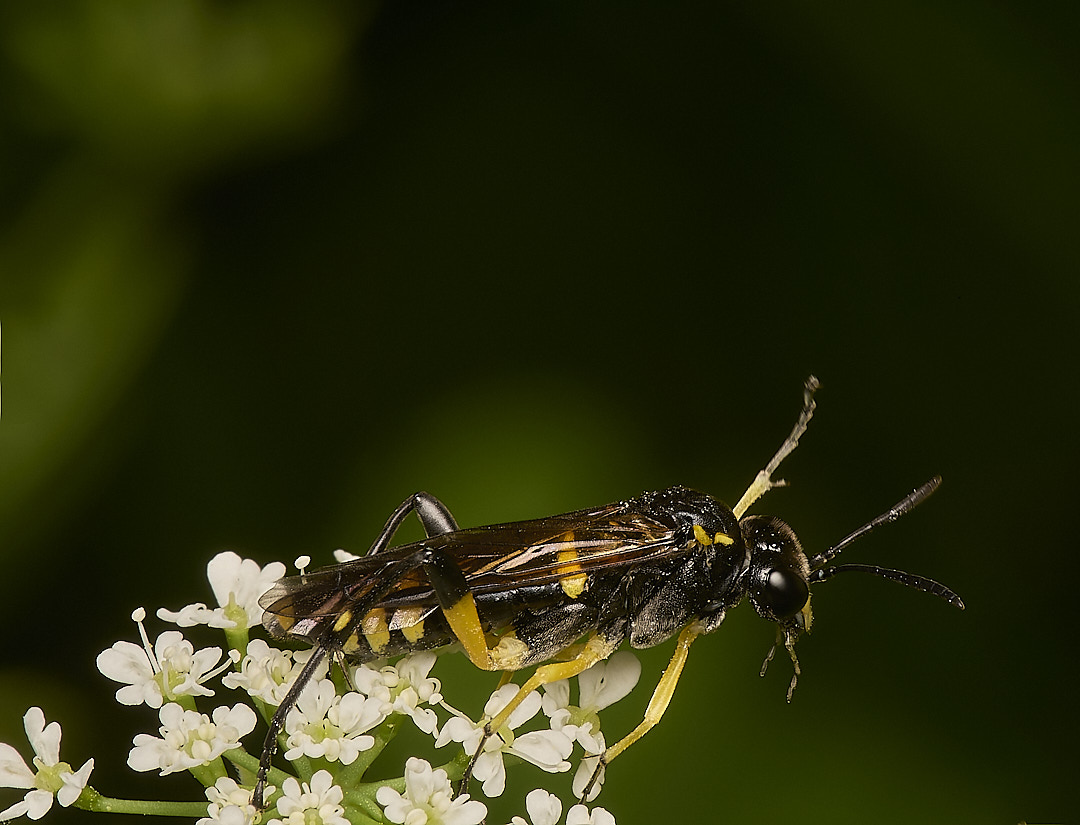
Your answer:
(0, 551), (631, 825)
(0, 707), (94, 821)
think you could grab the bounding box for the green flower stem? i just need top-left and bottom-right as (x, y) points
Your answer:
(439, 749), (471, 782)
(222, 622), (250, 660)
(173, 694), (200, 713)
(345, 754), (469, 820)
(188, 759), (226, 788)
(333, 715), (401, 791)
(330, 665), (350, 696)
(73, 787), (207, 817)
(221, 746), (260, 776)
(288, 752), (314, 782)
(252, 695), (275, 729)
(348, 756), (465, 797)
(222, 747), (291, 791)
(343, 781), (386, 820)
(346, 810), (383, 825)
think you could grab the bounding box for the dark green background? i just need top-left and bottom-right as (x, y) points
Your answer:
(1, 3), (1075, 824)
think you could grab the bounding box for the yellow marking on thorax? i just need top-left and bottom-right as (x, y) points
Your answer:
(361, 608), (391, 654)
(693, 524), (735, 547)
(556, 531), (588, 598)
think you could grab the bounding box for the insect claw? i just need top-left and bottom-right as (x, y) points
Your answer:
(578, 752), (608, 802)
(456, 723), (494, 797)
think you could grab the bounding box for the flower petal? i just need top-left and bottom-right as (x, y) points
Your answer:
(508, 731), (572, 773)
(578, 652), (640, 712)
(541, 679), (570, 716)
(0, 742), (35, 789)
(57, 758), (95, 806)
(23, 709), (61, 766)
(473, 751), (507, 798)
(505, 690), (542, 729)
(524, 788), (562, 825)
(23, 788), (56, 820)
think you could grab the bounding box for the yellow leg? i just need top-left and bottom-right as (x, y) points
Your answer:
(485, 635), (617, 733)
(439, 579), (619, 734)
(441, 592), (496, 670)
(456, 635), (619, 796)
(602, 622), (702, 765)
(495, 670), (515, 690)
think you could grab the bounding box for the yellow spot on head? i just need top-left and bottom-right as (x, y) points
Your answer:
(714, 531), (734, 546)
(799, 595), (813, 633)
(692, 524), (713, 545)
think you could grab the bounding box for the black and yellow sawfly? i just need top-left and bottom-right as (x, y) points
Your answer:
(253, 377), (963, 809)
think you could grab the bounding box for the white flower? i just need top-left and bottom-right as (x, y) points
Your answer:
(436, 684), (573, 798)
(0, 707), (94, 821)
(352, 651), (443, 735)
(158, 551), (286, 629)
(332, 549), (360, 562)
(376, 757), (486, 825)
(566, 803), (616, 825)
(97, 626), (223, 708)
(127, 703), (257, 775)
(266, 770), (349, 825)
(509, 789), (562, 825)
(553, 654), (640, 804)
(283, 679), (388, 764)
(542, 652), (640, 753)
(571, 732), (606, 803)
(198, 776), (265, 825)
(222, 639), (326, 706)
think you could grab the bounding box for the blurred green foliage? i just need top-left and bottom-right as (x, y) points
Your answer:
(1, 2), (1076, 824)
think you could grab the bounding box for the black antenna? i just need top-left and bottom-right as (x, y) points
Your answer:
(810, 563), (964, 609)
(807, 476), (964, 610)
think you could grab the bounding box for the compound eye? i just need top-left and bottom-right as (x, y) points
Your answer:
(762, 568), (809, 619)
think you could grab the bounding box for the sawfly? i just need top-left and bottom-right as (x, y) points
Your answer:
(253, 377), (963, 809)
